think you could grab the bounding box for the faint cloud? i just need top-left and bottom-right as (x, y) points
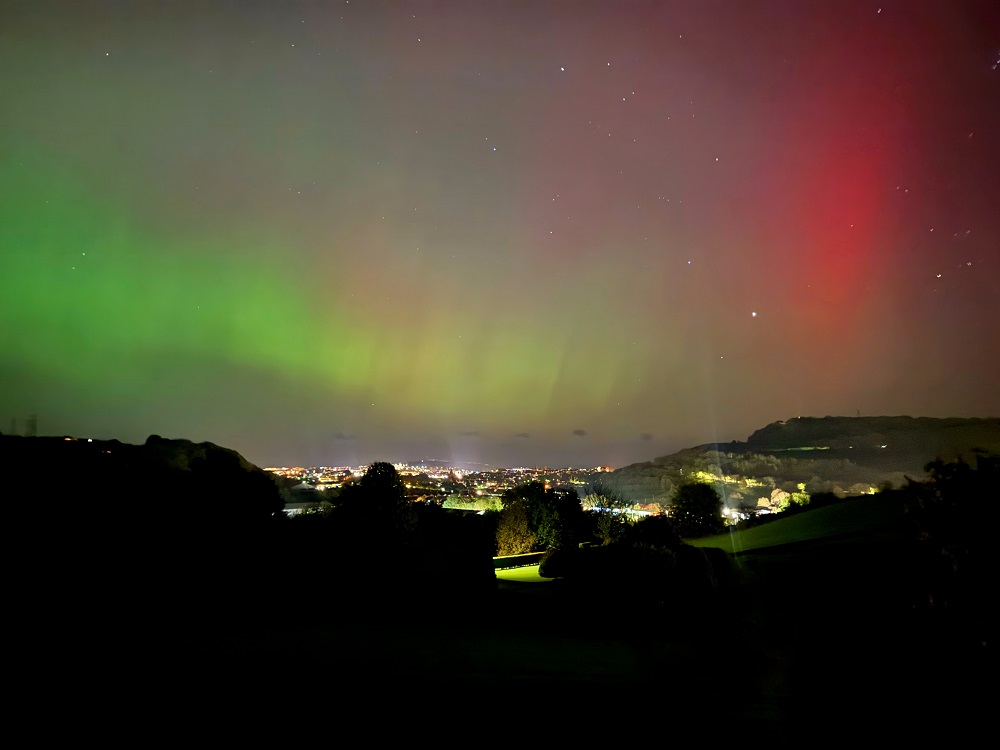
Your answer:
(572, 429), (587, 437)
(514, 432), (530, 439)
(639, 432), (653, 441)
(335, 432), (356, 440)
(458, 431), (481, 437)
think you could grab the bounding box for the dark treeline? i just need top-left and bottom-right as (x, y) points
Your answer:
(6, 432), (993, 633)
(4, 438), (500, 640)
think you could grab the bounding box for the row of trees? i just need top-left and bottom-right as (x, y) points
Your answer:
(494, 482), (584, 555)
(493, 478), (726, 555)
(308, 461), (727, 559)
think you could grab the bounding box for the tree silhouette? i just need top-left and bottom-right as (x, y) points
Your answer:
(495, 481), (583, 553)
(584, 482), (631, 545)
(904, 455), (993, 614)
(360, 461), (406, 505)
(337, 461), (417, 545)
(671, 481), (724, 537)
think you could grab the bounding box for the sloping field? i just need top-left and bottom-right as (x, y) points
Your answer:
(688, 494), (905, 554)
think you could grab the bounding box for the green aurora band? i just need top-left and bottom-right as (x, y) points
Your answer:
(1, 145), (648, 449)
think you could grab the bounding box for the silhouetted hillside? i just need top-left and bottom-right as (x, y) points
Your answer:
(602, 416), (1000, 505)
(5, 433), (287, 660)
(2, 432), (284, 525)
(4, 434), (496, 648)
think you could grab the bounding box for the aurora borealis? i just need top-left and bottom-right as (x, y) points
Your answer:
(2, 1), (998, 468)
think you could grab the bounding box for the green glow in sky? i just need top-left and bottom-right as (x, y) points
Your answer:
(1, 143), (642, 452)
(3, 2), (997, 467)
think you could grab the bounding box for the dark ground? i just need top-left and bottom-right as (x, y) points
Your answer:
(11, 527), (989, 743)
(92, 537), (986, 742)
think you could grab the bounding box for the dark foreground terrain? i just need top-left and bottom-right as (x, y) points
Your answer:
(71, 526), (982, 744)
(13, 534), (990, 743)
(6, 434), (990, 741)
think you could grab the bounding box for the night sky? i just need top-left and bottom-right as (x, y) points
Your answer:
(2, 1), (998, 469)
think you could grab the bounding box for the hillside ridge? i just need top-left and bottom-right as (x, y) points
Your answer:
(603, 415), (1000, 505)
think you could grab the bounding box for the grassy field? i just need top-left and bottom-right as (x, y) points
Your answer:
(495, 564), (551, 583)
(688, 493), (905, 553)
(495, 496), (905, 580)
